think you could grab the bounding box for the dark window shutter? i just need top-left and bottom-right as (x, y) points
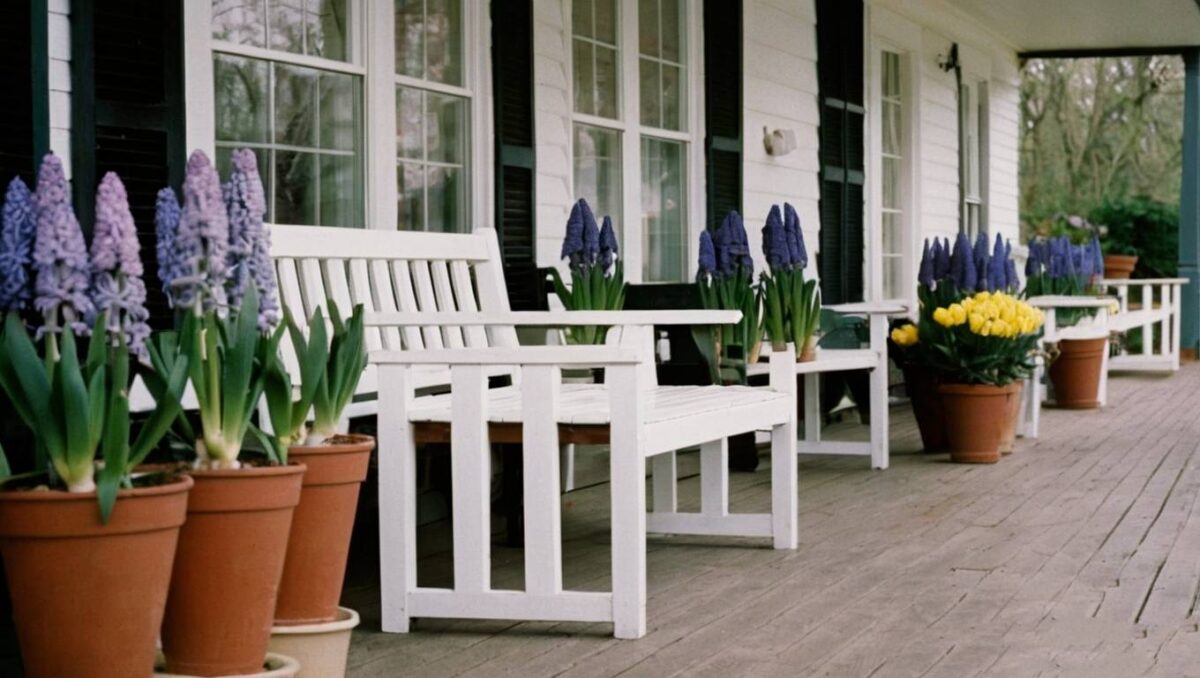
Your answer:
(0, 0), (48, 185)
(491, 0), (542, 310)
(72, 0), (186, 328)
(703, 0), (742, 231)
(816, 0), (865, 304)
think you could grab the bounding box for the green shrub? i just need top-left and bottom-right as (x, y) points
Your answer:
(1089, 197), (1178, 278)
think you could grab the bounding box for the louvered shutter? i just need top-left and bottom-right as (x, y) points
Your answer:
(491, 0), (542, 310)
(703, 0), (742, 230)
(816, 0), (865, 304)
(0, 1), (48, 185)
(71, 0), (185, 327)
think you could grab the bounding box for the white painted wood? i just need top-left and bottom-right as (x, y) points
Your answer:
(700, 440), (729, 518)
(377, 364), (416, 632)
(371, 347), (642, 366)
(770, 346), (799, 549)
(450, 366), (490, 594)
(645, 512), (773, 538)
(651, 453), (678, 514)
(522, 365), (563, 596)
(406, 589), (612, 623)
(365, 310), (744, 327)
(608, 362), (647, 639)
(869, 313), (890, 470)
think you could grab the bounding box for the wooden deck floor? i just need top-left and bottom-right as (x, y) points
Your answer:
(343, 366), (1200, 677)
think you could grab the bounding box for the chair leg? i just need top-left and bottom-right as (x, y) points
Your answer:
(378, 368), (416, 633)
(869, 365), (888, 470)
(771, 420), (798, 550)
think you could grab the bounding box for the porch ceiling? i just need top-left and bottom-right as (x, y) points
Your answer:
(946, 0), (1200, 55)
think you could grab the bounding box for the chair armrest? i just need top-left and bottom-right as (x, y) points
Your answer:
(824, 301), (909, 316)
(370, 346), (642, 366)
(365, 310), (742, 327)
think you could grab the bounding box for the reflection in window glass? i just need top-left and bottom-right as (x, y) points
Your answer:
(880, 50), (904, 298)
(573, 124), (622, 228)
(572, 0), (619, 118)
(641, 137), (684, 282)
(637, 0), (685, 130)
(394, 0), (463, 86)
(396, 87), (468, 232)
(214, 53), (363, 227)
(213, 0), (348, 62)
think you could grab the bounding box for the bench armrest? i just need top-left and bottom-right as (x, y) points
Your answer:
(365, 310), (742, 327)
(824, 301), (909, 316)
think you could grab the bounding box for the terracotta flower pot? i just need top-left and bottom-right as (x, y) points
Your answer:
(269, 607), (360, 678)
(938, 383), (1019, 464)
(0, 474), (192, 678)
(161, 464), (305, 677)
(999, 381), (1024, 455)
(1049, 337), (1107, 409)
(903, 365), (946, 453)
(1103, 254), (1138, 279)
(275, 435), (374, 625)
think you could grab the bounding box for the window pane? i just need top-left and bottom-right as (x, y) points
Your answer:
(275, 63), (318, 147)
(214, 54), (269, 143)
(594, 0), (617, 44)
(641, 137), (685, 282)
(396, 86), (424, 160)
(660, 0), (681, 62)
(639, 59), (660, 127)
(882, 211), (901, 256)
(573, 124), (621, 227)
(882, 51), (900, 98)
(594, 45), (619, 119)
(883, 257), (901, 299)
(882, 156), (898, 210)
(661, 63), (682, 131)
(307, 0), (348, 61)
(394, 0), (425, 78)
(318, 70), (359, 151)
(572, 40), (595, 115)
(426, 0), (463, 85)
(269, 0), (306, 54)
(573, 0), (593, 39)
(639, 0), (659, 56)
(213, 0), (267, 47)
(427, 92), (466, 164)
(882, 100), (900, 155)
(275, 151), (317, 225)
(427, 166), (465, 233)
(398, 163), (425, 230)
(319, 153), (360, 227)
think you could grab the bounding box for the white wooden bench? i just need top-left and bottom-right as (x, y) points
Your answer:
(746, 301), (908, 470)
(1100, 278), (1186, 373)
(1024, 295), (1115, 437)
(267, 225), (800, 639)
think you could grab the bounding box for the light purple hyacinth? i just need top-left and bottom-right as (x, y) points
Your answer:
(224, 149), (279, 330)
(155, 187), (184, 305)
(174, 150), (229, 312)
(0, 177), (37, 311)
(88, 172), (151, 355)
(32, 153), (93, 336)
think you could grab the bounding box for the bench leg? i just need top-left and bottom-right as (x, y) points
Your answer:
(652, 452), (677, 513)
(869, 364), (888, 470)
(771, 419), (798, 550)
(379, 369), (416, 633)
(609, 367), (646, 639)
(700, 440), (729, 517)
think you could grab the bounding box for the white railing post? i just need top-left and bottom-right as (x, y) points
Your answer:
(378, 364), (416, 632)
(450, 365), (491, 594)
(522, 365), (563, 596)
(770, 345), (798, 550)
(868, 312), (890, 470)
(1141, 285), (1153, 356)
(608, 362), (646, 638)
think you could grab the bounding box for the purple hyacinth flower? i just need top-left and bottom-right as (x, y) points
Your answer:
(0, 177), (36, 312)
(987, 234), (1007, 293)
(697, 230), (717, 279)
(783, 202), (807, 269)
(561, 201), (584, 269)
(173, 150), (230, 313)
(598, 216), (618, 273)
(972, 232), (990, 291)
(88, 172), (151, 355)
(714, 211), (737, 276)
(155, 187), (184, 305)
(950, 232), (977, 292)
(1025, 240), (1039, 277)
(762, 205), (790, 271)
(224, 149), (279, 330)
(1005, 257), (1019, 292)
(918, 239), (934, 288)
(33, 153), (94, 336)
(580, 199), (600, 269)
(727, 211), (753, 278)
(934, 238), (951, 280)
(1092, 238), (1105, 278)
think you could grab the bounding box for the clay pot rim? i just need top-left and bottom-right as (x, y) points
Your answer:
(937, 382), (1019, 396)
(272, 606), (360, 634)
(287, 433), (375, 456)
(154, 651), (300, 678)
(0, 473), (193, 504)
(188, 461), (307, 480)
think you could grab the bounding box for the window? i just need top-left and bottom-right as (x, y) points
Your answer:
(880, 50), (904, 299)
(960, 80), (987, 238)
(395, 0), (471, 233)
(571, 0), (697, 283)
(211, 0), (364, 227)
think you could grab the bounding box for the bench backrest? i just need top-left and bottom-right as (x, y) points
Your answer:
(270, 225), (520, 395)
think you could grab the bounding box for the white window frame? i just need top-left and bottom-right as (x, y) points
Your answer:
(959, 77), (988, 239)
(867, 7), (920, 306)
(183, 1), (493, 232)
(567, 0), (705, 284)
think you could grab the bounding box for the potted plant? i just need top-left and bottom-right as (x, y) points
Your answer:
(261, 302), (369, 676)
(1101, 242), (1138, 280)
(915, 286), (1043, 463)
(1025, 235), (1107, 409)
(547, 198), (626, 345)
(150, 149), (303, 677)
(0, 157), (192, 677)
(760, 203), (820, 361)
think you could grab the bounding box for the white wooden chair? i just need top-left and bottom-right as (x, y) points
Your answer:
(1100, 278), (1187, 373)
(746, 301), (907, 470)
(1023, 295), (1115, 437)
(268, 225), (799, 639)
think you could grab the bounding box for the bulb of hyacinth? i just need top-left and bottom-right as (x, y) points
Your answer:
(224, 149), (280, 330)
(32, 153), (94, 341)
(0, 177), (36, 312)
(87, 172), (151, 356)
